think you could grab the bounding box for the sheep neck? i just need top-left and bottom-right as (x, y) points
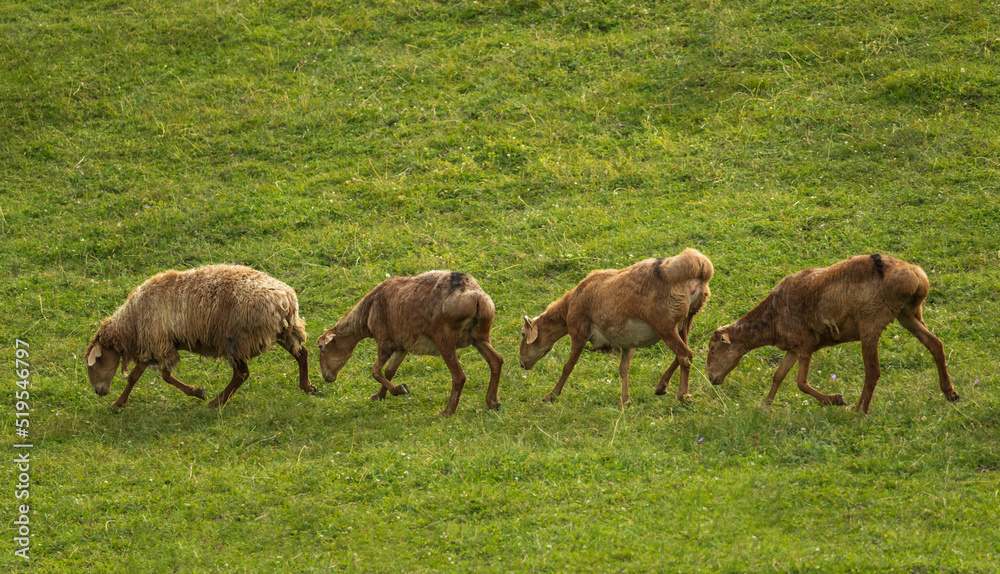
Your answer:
(539, 293), (571, 333)
(731, 292), (781, 352)
(98, 311), (140, 370)
(334, 293), (376, 344)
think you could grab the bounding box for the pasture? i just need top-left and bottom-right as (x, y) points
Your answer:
(2, 0), (998, 571)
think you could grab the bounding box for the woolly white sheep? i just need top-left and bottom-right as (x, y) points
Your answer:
(85, 264), (315, 407)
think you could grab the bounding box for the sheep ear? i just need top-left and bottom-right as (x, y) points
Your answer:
(317, 331), (335, 348)
(87, 343), (103, 366)
(720, 329), (731, 345)
(523, 316), (538, 345)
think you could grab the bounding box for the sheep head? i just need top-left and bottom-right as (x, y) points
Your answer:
(519, 315), (557, 370)
(317, 328), (358, 383)
(705, 325), (744, 386)
(85, 340), (121, 396)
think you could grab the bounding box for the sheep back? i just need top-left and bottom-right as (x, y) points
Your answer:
(769, 254), (930, 323)
(364, 271), (493, 343)
(567, 248), (713, 311)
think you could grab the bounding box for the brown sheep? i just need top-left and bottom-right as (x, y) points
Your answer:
(85, 264), (315, 407)
(519, 248), (714, 408)
(317, 271), (503, 416)
(705, 254), (959, 413)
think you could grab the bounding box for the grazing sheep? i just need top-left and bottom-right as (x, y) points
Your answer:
(519, 248), (714, 408)
(705, 254), (959, 413)
(85, 264), (315, 407)
(317, 271), (503, 416)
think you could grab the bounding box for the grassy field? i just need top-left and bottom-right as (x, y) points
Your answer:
(2, 0), (999, 571)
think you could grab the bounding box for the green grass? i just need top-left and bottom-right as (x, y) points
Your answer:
(2, 0), (999, 571)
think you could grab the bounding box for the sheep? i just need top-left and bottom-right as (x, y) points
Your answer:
(705, 254), (959, 413)
(519, 248), (714, 408)
(85, 264), (315, 407)
(317, 270), (503, 416)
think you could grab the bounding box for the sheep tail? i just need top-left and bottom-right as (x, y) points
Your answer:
(884, 261), (930, 310)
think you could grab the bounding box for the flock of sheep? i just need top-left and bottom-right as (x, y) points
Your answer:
(85, 249), (959, 415)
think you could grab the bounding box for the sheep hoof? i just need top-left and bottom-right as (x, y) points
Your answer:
(194, 388), (208, 401)
(389, 385), (410, 397)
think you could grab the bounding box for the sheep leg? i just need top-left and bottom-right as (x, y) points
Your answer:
(371, 350), (407, 401)
(437, 345), (467, 417)
(763, 352), (797, 406)
(543, 337), (586, 403)
(653, 324), (694, 402)
(161, 369), (209, 401)
(618, 348), (634, 408)
(110, 363), (148, 408)
(372, 345), (410, 398)
(280, 341), (316, 396)
(655, 318), (690, 396)
(654, 358), (680, 395)
(896, 309), (959, 403)
(794, 354), (847, 407)
(208, 360), (250, 407)
(855, 336), (883, 414)
(473, 340), (503, 410)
